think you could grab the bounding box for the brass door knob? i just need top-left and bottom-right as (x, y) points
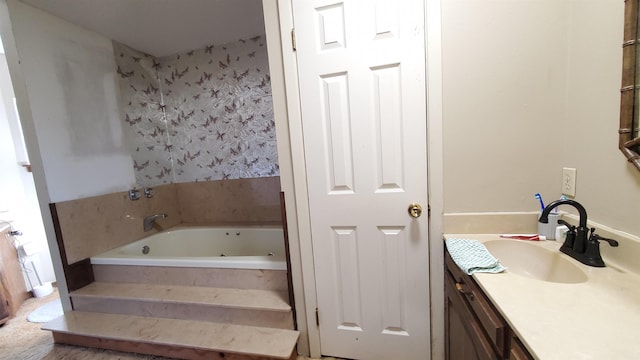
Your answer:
(408, 203), (422, 218)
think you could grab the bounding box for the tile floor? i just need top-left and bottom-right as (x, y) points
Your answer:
(0, 289), (341, 360)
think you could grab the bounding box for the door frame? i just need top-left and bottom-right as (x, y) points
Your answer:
(263, 0), (444, 357)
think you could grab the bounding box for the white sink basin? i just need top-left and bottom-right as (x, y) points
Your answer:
(484, 240), (588, 284)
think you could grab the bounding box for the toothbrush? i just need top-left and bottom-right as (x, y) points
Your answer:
(534, 193), (545, 212)
(500, 234), (545, 241)
(555, 195), (568, 214)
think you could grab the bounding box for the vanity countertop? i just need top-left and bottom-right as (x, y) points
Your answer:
(445, 234), (640, 360)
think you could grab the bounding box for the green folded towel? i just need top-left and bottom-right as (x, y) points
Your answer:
(445, 238), (506, 275)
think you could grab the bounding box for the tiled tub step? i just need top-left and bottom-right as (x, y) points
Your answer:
(43, 311), (299, 360)
(70, 282), (294, 329)
(92, 264), (288, 290)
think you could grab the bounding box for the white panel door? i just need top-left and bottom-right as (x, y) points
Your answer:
(292, 0), (430, 359)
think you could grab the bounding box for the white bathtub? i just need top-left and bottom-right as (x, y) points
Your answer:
(91, 226), (286, 270)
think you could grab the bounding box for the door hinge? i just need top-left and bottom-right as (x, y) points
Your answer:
(315, 307), (319, 326)
(291, 28), (297, 51)
(428, 204), (431, 219)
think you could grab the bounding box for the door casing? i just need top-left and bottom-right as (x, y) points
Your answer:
(263, 0), (445, 358)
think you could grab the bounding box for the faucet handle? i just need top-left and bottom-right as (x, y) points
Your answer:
(558, 219), (575, 231)
(590, 233), (619, 247)
(557, 219), (576, 249)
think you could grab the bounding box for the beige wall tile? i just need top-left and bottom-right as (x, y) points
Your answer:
(54, 184), (180, 264)
(92, 265), (288, 291)
(177, 177), (282, 225)
(72, 298), (294, 329)
(54, 177), (282, 265)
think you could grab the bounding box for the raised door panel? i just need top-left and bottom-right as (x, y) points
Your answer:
(294, 0), (429, 359)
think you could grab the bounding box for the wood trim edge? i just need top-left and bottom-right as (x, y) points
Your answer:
(620, 0), (640, 171)
(52, 332), (297, 360)
(49, 203), (94, 293)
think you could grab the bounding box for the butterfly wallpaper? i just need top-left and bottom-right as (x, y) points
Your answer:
(114, 35), (278, 186)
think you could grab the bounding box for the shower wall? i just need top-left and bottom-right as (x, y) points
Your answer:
(114, 36), (278, 187)
(113, 45), (167, 184)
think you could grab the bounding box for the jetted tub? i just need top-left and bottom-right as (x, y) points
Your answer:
(91, 226), (286, 270)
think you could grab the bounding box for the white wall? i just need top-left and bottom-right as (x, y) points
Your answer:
(443, 0), (568, 213)
(561, 1), (640, 235)
(0, 52), (55, 286)
(442, 0), (640, 236)
(7, 0), (135, 202)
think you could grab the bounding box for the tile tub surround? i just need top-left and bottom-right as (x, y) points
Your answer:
(48, 176), (293, 358)
(177, 176), (282, 225)
(52, 176), (282, 266)
(53, 183), (181, 265)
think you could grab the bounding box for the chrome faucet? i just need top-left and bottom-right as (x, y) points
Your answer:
(539, 199), (618, 267)
(143, 213), (168, 232)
